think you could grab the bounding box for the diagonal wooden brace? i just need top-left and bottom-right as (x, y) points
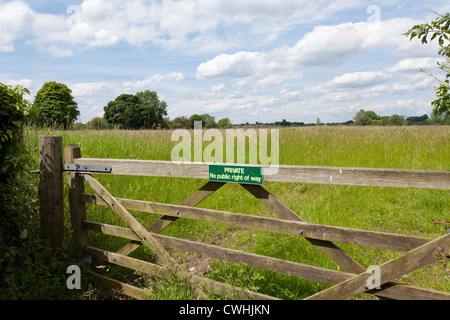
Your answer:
(116, 181), (226, 256)
(241, 184), (450, 300)
(81, 174), (180, 272)
(304, 232), (450, 300)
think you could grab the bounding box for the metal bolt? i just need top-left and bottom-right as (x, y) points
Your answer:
(299, 229), (304, 236)
(176, 210), (180, 216)
(437, 246), (444, 253)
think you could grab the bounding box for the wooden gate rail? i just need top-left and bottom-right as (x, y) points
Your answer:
(63, 145), (450, 300)
(73, 158), (450, 189)
(81, 193), (433, 252)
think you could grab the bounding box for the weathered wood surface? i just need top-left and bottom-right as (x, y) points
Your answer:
(39, 136), (64, 250)
(84, 220), (353, 284)
(305, 232), (450, 300)
(241, 184), (366, 273)
(84, 219), (450, 300)
(81, 174), (179, 271)
(116, 181), (225, 256)
(64, 144), (89, 261)
(81, 193), (432, 252)
(85, 245), (279, 300)
(73, 158), (450, 189)
(87, 270), (145, 300)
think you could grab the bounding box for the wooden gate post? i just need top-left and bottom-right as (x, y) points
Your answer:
(39, 136), (64, 251)
(64, 144), (89, 261)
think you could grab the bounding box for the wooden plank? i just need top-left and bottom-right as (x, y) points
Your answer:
(304, 232), (450, 300)
(39, 136), (64, 251)
(241, 184), (366, 273)
(74, 158), (450, 190)
(85, 245), (278, 300)
(64, 144), (89, 261)
(81, 174), (179, 272)
(85, 220), (450, 300)
(86, 270), (146, 300)
(84, 220), (354, 284)
(81, 193), (432, 252)
(116, 181), (225, 256)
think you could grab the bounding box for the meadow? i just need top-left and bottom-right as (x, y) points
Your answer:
(25, 125), (449, 299)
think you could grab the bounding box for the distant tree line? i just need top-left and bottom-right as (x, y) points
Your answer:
(239, 110), (449, 127)
(20, 81), (450, 130)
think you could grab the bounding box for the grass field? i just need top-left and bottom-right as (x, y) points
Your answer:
(25, 125), (449, 299)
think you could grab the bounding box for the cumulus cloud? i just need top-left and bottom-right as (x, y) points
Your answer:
(122, 72), (185, 91)
(0, 0), (372, 56)
(322, 71), (392, 89)
(386, 57), (444, 73)
(0, 1), (34, 52)
(197, 17), (438, 79)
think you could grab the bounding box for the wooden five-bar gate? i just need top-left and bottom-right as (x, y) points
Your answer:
(39, 136), (450, 300)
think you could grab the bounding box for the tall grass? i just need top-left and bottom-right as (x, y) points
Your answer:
(24, 126), (449, 299)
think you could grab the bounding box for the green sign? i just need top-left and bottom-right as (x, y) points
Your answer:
(209, 164), (263, 185)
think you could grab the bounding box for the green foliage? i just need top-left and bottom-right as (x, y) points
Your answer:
(86, 117), (111, 130)
(32, 81), (79, 129)
(353, 109), (382, 125)
(189, 113), (216, 128)
(0, 83), (46, 298)
(0, 82), (33, 238)
(216, 117), (233, 128)
(103, 90), (168, 129)
(171, 116), (192, 129)
(427, 112), (450, 124)
(405, 11), (450, 116)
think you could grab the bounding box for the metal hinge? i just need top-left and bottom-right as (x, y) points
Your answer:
(30, 164), (112, 174)
(64, 163), (112, 173)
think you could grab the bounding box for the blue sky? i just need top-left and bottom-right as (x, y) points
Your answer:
(1, 0), (449, 124)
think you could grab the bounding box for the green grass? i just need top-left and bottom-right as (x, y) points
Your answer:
(24, 125), (449, 299)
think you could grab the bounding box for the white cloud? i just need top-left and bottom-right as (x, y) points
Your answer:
(0, 0), (373, 56)
(0, 1), (34, 52)
(1, 78), (33, 89)
(72, 81), (114, 97)
(322, 71), (391, 89)
(122, 72), (185, 91)
(196, 51), (267, 79)
(195, 17), (437, 91)
(386, 57), (444, 73)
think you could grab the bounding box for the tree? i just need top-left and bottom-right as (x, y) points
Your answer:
(86, 117), (110, 130)
(217, 118), (233, 128)
(171, 116), (192, 129)
(189, 114), (216, 128)
(353, 109), (382, 125)
(388, 114), (406, 126)
(135, 90), (168, 127)
(405, 10), (450, 116)
(407, 114), (428, 125)
(427, 112), (450, 124)
(104, 91), (167, 129)
(32, 81), (79, 129)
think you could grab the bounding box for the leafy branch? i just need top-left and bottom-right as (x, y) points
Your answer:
(404, 10), (450, 116)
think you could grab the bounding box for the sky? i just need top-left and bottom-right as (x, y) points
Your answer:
(1, 0), (449, 124)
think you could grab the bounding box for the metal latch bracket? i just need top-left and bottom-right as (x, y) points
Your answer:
(64, 163), (112, 173)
